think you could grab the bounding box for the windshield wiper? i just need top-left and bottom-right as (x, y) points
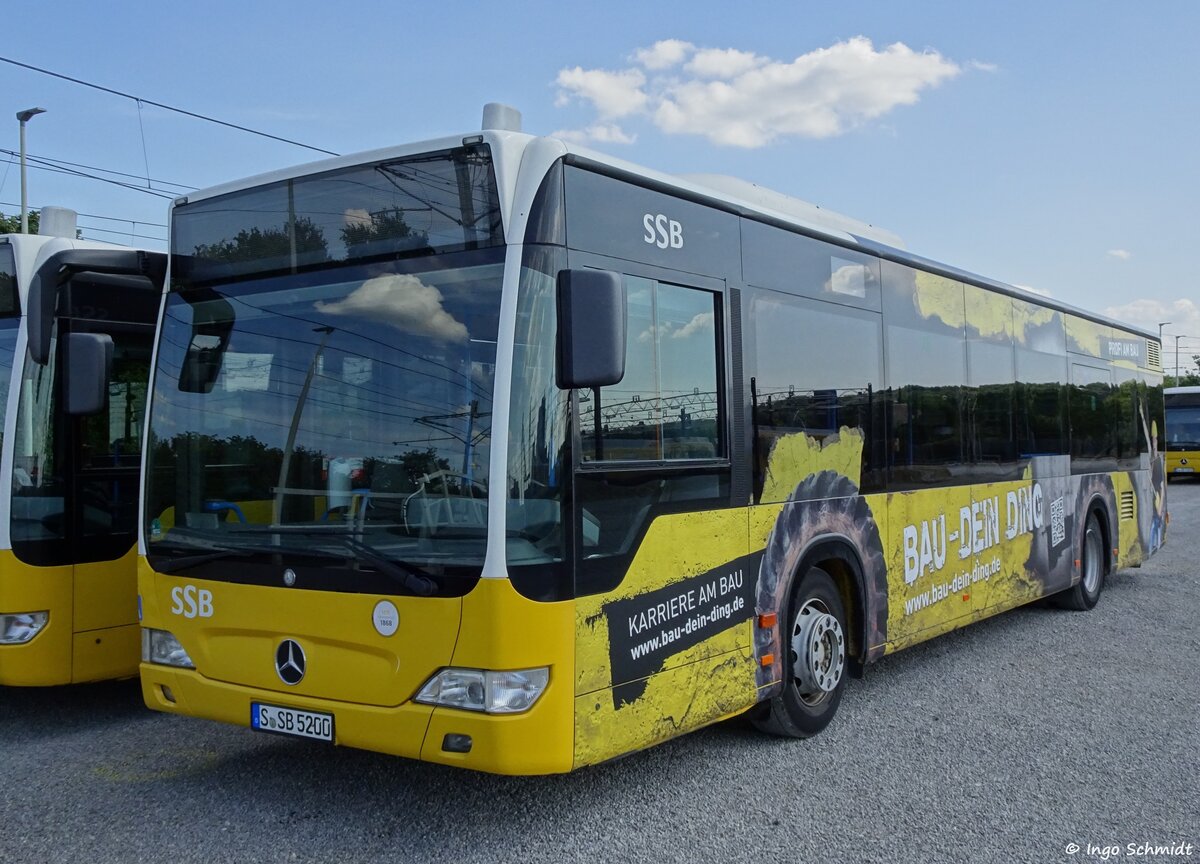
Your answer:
(150, 538), (357, 575)
(151, 531), (438, 596)
(155, 548), (251, 574)
(334, 536), (437, 597)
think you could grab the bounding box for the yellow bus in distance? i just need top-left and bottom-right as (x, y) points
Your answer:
(1164, 386), (1200, 479)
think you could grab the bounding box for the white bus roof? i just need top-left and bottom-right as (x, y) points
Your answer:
(170, 106), (1159, 345)
(1, 230), (155, 309)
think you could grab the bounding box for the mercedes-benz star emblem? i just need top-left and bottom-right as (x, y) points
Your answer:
(283, 568), (297, 587)
(275, 639), (306, 685)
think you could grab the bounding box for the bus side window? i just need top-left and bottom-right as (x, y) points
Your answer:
(581, 277), (721, 464)
(750, 290), (884, 499)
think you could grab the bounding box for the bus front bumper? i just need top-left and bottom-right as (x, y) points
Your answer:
(140, 663), (575, 775)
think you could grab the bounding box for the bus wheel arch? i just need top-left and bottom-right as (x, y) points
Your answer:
(799, 540), (868, 675)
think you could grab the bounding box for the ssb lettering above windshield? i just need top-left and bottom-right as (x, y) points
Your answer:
(643, 213), (684, 249)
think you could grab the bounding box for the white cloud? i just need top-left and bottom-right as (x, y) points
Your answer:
(1103, 298), (1200, 338)
(1107, 249), (1132, 260)
(634, 39), (695, 70)
(551, 123), (637, 146)
(685, 48), (764, 79)
(672, 312), (714, 339)
(1015, 283), (1053, 298)
(970, 60), (999, 73)
(556, 36), (962, 148)
(555, 67), (647, 119)
(315, 274), (468, 343)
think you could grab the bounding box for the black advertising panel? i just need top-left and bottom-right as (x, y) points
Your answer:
(604, 552), (758, 704)
(564, 166), (739, 277)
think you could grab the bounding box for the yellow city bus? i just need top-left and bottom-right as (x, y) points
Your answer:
(0, 211), (164, 685)
(1164, 386), (1200, 480)
(138, 105), (1166, 773)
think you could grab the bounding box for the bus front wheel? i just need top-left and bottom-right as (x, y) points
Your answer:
(752, 565), (847, 739)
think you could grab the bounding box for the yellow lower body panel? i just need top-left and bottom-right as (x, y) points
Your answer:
(72, 623), (140, 683)
(573, 644), (757, 768)
(0, 561), (73, 686)
(139, 577), (578, 775)
(0, 548), (139, 686)
(0, 612), (72, 686)
(421, 676), (573, 775)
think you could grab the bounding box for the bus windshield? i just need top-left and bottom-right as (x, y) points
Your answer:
(1165, 405), (1200, 449)
(145, 147), (505, 593)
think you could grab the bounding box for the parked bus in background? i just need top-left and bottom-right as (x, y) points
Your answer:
(1164, 386), (1200, 479)
(138, 105), (1165, 774)
(0, 208), (165, 685)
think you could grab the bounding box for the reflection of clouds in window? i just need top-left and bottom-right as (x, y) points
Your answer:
(314, 274), (469, 343)
(637, 314), (712, 344)
(671, 311), (713, 340)
(343, 208), (372, 228)
(829, 258), (867, 298)
(638, 323), (669, 344)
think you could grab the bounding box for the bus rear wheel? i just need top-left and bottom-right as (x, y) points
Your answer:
(753, 565), (847, 739)
(1055, 510), (1105, 611)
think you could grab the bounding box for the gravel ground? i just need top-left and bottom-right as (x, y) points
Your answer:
(2, 484), (1198, 864)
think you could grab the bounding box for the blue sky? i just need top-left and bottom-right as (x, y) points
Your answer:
(4, 1), (1199, 369)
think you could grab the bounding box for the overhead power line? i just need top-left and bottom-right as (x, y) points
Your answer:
(8, 157), (176, 199)
(0, 55), (340, 157)
(0, 201), (167, 228)
(75, 222), (166, 243)
(0, 148), (193, 192)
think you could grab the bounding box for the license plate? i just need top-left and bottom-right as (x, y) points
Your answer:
(1175, 467), (1194, 473)
(251, 703), (334, 742)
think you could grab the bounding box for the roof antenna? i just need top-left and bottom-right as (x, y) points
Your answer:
(482, 103), (521, 133)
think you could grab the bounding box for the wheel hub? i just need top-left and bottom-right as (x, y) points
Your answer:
(1082, 522), (1103, 594)
(790, 601), (845, 696)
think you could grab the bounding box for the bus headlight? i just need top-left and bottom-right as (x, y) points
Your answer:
(0, 612), (49, 644)
(141, 628), (195, 669)
(415, 667), (549, 714)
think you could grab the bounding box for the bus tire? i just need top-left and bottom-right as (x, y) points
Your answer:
(1054, 510), (1105, 611)
(752, 565), (847, 739)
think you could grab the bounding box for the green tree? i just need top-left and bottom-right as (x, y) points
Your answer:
(0, 209), (39, 234)
(193, 217), (329, 265)
(340, 207), (428, 254)
(1, 209), (82, 238)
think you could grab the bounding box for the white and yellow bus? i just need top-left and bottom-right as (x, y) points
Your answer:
(0, 209), (164, 685)
(1164, 386), (1200, 480)
(138, 106), (1166, 773)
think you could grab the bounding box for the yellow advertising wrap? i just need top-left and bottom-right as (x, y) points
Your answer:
(573, 508), (757, 767)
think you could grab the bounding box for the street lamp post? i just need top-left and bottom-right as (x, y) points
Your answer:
(1176, 334), (1183, 381)
(1158, 321), (1171, 343)
(16, 107), (47, 234)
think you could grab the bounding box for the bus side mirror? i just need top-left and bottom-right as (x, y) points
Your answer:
(556, 269), (626, 390)
(26, 270), (59, 366)
(65, 333), (113, 415)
